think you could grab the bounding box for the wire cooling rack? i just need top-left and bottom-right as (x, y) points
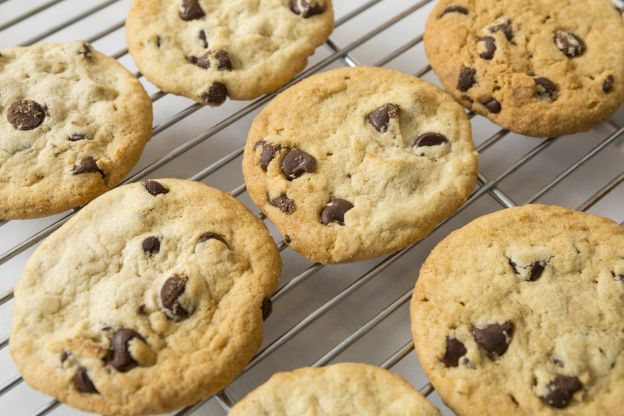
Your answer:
(0, 1), (623, 415)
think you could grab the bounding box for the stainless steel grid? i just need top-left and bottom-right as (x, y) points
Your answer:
(0, 1), (623, 415)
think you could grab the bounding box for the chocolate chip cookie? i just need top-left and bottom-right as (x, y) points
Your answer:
(425, 0), (624, 137)
(242, 66), (477, 264)
(126, 0), (334, 106)
(229, 362), (441, 415)
(411, 204), (624, 415)
(10, 179), (281, 415)
(0, 41), (152, 219)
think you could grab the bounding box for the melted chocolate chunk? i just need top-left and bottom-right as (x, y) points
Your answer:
(201, 82), (227, 106)
(67, 133), (90, 141)
(261, 297), (273, 320)
(161, 275), (191, 320)
(441, 337), (467, 367)
(61, 351), (70, 363)
(534, 77), (558, 100)
(541, 374), (583, 409)
(413, 132), (448, 147)
(554, 31), (586, 58)
(72, 157), (103, 176)
(457, 67), (477, 92)
(255, 141), (283, 171)
(73, 367), (98, 393)
(270, 194), (296, 214)
(143, 180), (169, 196)
(603, 75), (614, 93)
(320, 199), (353, 226)
(289, 0), (325, 18)
(197, 231), (229, 247)
(488, 18), (514, 42)
(483, 98), (501, 113)
(281, 148), (317, 180)
(109, 329), (144, 372)
(472, 322), (514, 358)
(7, 100), (46, 130)
(213, 49), (232, 70)
(509, 260), (546, 281)
(438, 5), (468, 18)
(142, 236), (160, 256)
(479, 36), (496, 60)
(179, 0), (205, 21)
(198, 30), (208, 48)
(368, 103), (400, 133)
(190, 52), (210, 69)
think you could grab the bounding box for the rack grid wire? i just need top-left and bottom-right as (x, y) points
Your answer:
(0, 1), (623, 415)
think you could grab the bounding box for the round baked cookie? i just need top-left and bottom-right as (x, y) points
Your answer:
(424, 0), (624, 138)
(0, 41), (152, 219)
(10, 179), (281, 415)
(126, 0), (334, 106)
(229, 363), (441, 415)
(242, 66), (477, 264)
(411, 204), (624, 415)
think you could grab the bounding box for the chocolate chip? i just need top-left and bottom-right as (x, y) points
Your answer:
(284, 235), (291, 244)
(603, 75), (614, 93)
(190, 52), (210, 69)
(73, 367), (98, 393)
(61, 351), (70, 363)
(289, 0), (325, 18)
(197, 231), (229, 247)
(457, 67), (477, 92)
(137, 304), (146, 315)
(611, 271), (624, 282)
(161, 275), (190, 320)
(261, 297), (272, 320)
(478, 36), (496, 60)
(320, 199), (353, 226)
(6, 100), (46, 130)
(281, 148), (317, 180)
(72, 157), (103, 176)
(254, 141), (283, 171)
(541, 375), (583, 409)
(441, 337), (467, 367)
(509, 260), (546, 281)
(198, 30), (208, 48)
(483, 98), (501, 113)
(529, 261), (546, 281)
(488, 18), (514, 42)
(143, 180), (169, 196)
(438, 5), (468, 18)
(201, 82), (227, 106)
(142, 236), (160, 256)
(213, 49), (232, 70)
(109, 329), (144, 372)
(179, 0), (205, 20)
(79, 43), (93, 59)
(270, 194), (296, 214)
(67, 133), (90, 141)
(534, 77), (558, 100)
(472, 322), (514, 358)
(554, 31), (586, 58)
(413, 132), (448, 147)
(367, 103), (400, 133)
(156, 35), (162, 48)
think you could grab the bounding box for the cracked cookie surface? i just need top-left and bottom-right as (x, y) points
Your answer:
(242, 66), (477, 264)
(126, 0), (334, 105)
(425, 0), (624, 137)
(10, 179), (281, 415)
(0, 41), (152, 219)
(229, 362), (441, 415)
(411, 204), (624, 415)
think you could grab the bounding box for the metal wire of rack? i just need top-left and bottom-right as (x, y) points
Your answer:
(0, 1), (623, 415)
